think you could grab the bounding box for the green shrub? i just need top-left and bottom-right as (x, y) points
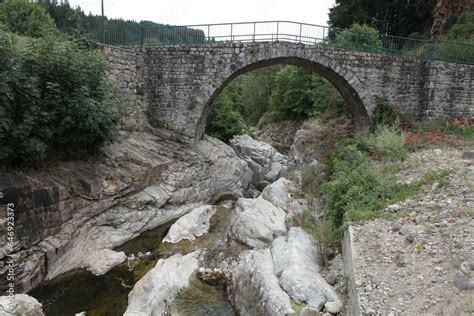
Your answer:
(319, 143), (385, 226)
(372, 96), (404, 126)
(366, 124), (408, 161)
(146, 108), (166, 128)
(291, 211), (341, 266)
(331, 24), (383, 52)
(0, 33), (122, 163)
(0, 0), (58, 37)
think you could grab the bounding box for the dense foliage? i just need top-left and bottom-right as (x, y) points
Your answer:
(0, 0), (58, 37)
(331, 23), (383, 52)
(206, 81), (248, 142)
(328, 0), (436, 37)
(0, 31), (122, 163)
(445, 9), (474, 42)
(33, 0), (205, 44)
(206, 65), (347, 142)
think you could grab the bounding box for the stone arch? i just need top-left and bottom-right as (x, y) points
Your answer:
(196, 56), (371, 140)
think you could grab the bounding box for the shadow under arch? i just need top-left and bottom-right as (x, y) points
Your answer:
(196, 56), (371, 140)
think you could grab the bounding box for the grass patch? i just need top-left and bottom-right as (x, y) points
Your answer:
(291, 211), (342, 267)
(365, 124), (408, 161)
(388, 168), (453, 203)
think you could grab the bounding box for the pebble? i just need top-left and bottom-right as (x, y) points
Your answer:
(391, 223), (401, 232)
(406, 232), (417, 243)
(326, 272), (337, 285)
(324, 301), (342, 314)
(398, 227), (409, 236)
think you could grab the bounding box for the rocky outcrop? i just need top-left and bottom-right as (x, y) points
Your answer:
(251, 120), (302, 154)
(0, 130), (252, 293)
(230, 134), (286, 189)
(124, 251), (200, 316)
(163, 205), (216, 243)
(230, 197), (287, 248)
(46, 203), (199, 280)
(261, 178), (305, 215)
(231, 249), (295, 316)
(0, 294), (44, 316)
(272, 227), (342, 312)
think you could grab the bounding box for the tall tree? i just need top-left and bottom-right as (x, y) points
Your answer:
(328, 0), (437, 37)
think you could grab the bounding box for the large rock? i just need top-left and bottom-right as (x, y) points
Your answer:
(46, 203), (199, 280)
(0, 294), (44, 316)
(231, 249), (295, 316)
(261, 178), (305, 215)
(230, 134), (286, 187)
(230, 197), (287, 248)
(124, 251), (200, 316)
(271, 227), (342, 311)
(0, 131), (252, 293)
(163, 205), (216, 243)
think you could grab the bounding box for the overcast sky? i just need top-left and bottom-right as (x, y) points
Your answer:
(67, 0), (335, 26)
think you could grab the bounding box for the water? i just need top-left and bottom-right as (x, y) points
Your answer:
(29, 222), (173, 315)
(29, 203), (238, 315)
(169, 277), (234, 316)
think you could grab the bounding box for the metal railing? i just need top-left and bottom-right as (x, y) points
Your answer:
(90, 21), (474, 64)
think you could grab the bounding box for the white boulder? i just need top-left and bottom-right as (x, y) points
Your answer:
(230, 197), (287, 248)
(124, 251), (200, 316)
(231, 249), (295, 316)
(0, 294), (44, 316)
(163, 205), (216, 243)
(271, 227), (342, 311)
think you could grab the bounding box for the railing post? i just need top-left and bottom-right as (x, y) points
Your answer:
(276, 21), (279, 41)
(427, 40), (438, 60)
(253, 22), (256, 42)
(140, 27), (145, 47)
(230, 23), (233, 42)
(207, 24), (210, 41)
(299, 23), (302, 43)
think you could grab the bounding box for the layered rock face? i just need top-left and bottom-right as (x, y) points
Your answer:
(0, 130), (252, 293)
(230, 134), (287, 189)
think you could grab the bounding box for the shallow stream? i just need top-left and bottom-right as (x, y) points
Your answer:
(29, 202), (238, 315)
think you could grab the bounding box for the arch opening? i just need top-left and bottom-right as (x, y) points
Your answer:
(197, 57), (371, 141)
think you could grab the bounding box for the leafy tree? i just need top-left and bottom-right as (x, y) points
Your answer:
(0, 31), (122, 163)
(34, 1), (205, 44)
(266, 66), (316, 120)
(266, 66), (346, 121)
(206, 81), (248, 142)
(331, 23), (383, 52)
(0, 0), (58, 37)
(240, 66), (280, 125)
(328, 0), (436, 37)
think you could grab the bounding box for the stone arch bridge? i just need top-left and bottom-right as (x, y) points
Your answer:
(102, 28), (473, 140)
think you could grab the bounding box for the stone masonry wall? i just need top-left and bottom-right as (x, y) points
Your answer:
(100, 45), (148, 130)
(423, 60), (474, 118)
